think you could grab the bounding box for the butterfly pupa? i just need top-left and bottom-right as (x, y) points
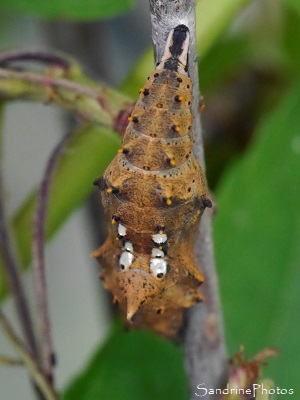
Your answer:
(93, 24), (211, 338)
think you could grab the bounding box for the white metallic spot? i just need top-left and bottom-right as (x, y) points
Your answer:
(152, 233), (167, 244)
(118, 223), (127, 237)
(150, 258), (167, 277)
(151, 248), (164, 258)
(119, 251), (133, 270)
(124, 241), (133, 253)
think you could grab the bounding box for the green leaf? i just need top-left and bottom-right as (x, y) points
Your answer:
(195, 0), (251, 59)
(213, 82), (300, 390)
(63, 321), (188, 400)
(0, 124), (120, 299)
(283, 0), (300, 18)
(0, 0), (135, 21)
(282, 5), (300, 73)
(198, 36), (249, 94)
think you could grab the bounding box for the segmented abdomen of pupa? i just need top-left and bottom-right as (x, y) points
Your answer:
(93, 24), (212, 338)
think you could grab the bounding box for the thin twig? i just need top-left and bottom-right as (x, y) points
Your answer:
(0, 192), (39, 359)
(0, 354), (23, 366)
(0, 50), (70, 69)
(149, 1), (228, 398)
(0, 67), (132, 130)
(0, 103), (40, 363)
(0, 102), (46, 400)
(0, 67), (109, 100)
(0, 309), (59, 400)
(33, 131), (73, 384)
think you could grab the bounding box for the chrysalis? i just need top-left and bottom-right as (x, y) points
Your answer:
(93, 25), (211, 338)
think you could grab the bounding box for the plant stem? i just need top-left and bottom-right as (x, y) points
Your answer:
(32, 131), (72, 384)
(0, 354), (23, 366)
(0, 67), (132, 130)
(0, 50), (70, 69)
(0, 309), (59, 400)
(148, 1), (228, 397)
(0, 102), (48, 400)
(0, 102), (39, 362)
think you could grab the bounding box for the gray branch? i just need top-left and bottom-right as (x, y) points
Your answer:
(148, 1), (228, 397)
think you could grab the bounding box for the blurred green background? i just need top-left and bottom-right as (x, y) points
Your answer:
(0, 0), (299, 399)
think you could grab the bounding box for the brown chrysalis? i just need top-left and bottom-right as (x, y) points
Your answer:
(93, 25), (211, 338)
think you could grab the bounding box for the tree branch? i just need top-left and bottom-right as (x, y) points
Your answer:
(148, 1), (228, 397)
